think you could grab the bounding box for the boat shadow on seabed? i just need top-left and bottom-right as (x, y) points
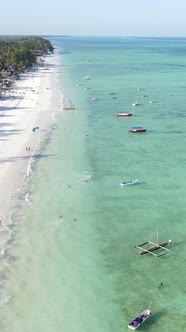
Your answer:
(143, 312), (162, 330)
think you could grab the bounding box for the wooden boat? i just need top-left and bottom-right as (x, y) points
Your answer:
(139, 240), (171, 255)
(128, 309), (151, 330)
(129, 127), (147, 133)
(135, 228), (171, 257)
(120, 179), (138, 186)
(116, 113), (133, 117)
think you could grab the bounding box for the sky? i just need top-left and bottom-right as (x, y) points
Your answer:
(1, 0), (186, 37)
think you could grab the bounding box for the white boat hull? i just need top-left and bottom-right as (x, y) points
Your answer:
(128, 309), (151, 330)
(120, 180), (138, 186)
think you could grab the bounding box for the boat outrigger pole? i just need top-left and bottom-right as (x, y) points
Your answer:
(135, 228), (172, 257)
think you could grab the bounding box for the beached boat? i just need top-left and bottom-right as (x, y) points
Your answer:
(135, 228), (171, 257)
(129, 127), (147, 133)
(63, 106), (75, 110)
(116, 113), (133, 117)
(32, 126), (39, 132)
(128, 309), (151, 330)
(120, 180), (138, 186)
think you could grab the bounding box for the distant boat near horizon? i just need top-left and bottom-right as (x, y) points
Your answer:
(120, 179), (139, 186)
(129, 127), (147, 133)
(83, 75), (91, 80)
(132, 102), (139, 106)
(107, 92), (117, 95)
(116, 113), (133, 117)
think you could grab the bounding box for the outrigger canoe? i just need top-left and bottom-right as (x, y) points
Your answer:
(135, 239), (171, 257)
(135, 227), (171, 257)
(128, 309), (151, 330)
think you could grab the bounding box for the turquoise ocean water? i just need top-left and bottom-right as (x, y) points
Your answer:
(0, 37), (186, 331)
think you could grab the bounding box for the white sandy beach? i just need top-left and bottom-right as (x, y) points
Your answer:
(0, 53), (60, 227)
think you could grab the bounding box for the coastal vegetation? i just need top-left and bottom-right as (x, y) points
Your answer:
(0, 36), (54, 84)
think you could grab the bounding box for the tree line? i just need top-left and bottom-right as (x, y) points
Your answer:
(0, 36), (54, 76)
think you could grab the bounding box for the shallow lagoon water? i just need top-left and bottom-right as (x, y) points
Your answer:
(0, 37), (186, 331)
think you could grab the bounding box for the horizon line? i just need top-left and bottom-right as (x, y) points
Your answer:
(1, 34), (186, 39)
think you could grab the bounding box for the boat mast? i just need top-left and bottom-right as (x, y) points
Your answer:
(157, 226), (159, 244)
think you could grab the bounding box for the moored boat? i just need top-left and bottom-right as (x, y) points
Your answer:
(135, 228), (171, 257)
(120, 179), (138, 186)
(116, 113), (133, 117)
(140, 240), (171, 255)
(128, 309), (151, 330)
(107, 92), (117, 95)
(83, 76), (91, 80)
(129, 127), (147, 133)
(132, 102), (139, 106)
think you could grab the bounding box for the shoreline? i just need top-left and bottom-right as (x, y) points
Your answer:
(0, 52), (61, 243)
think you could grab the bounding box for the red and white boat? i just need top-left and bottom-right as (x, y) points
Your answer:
(116, 113), (133, 117)
(129, 126), (147, 133)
